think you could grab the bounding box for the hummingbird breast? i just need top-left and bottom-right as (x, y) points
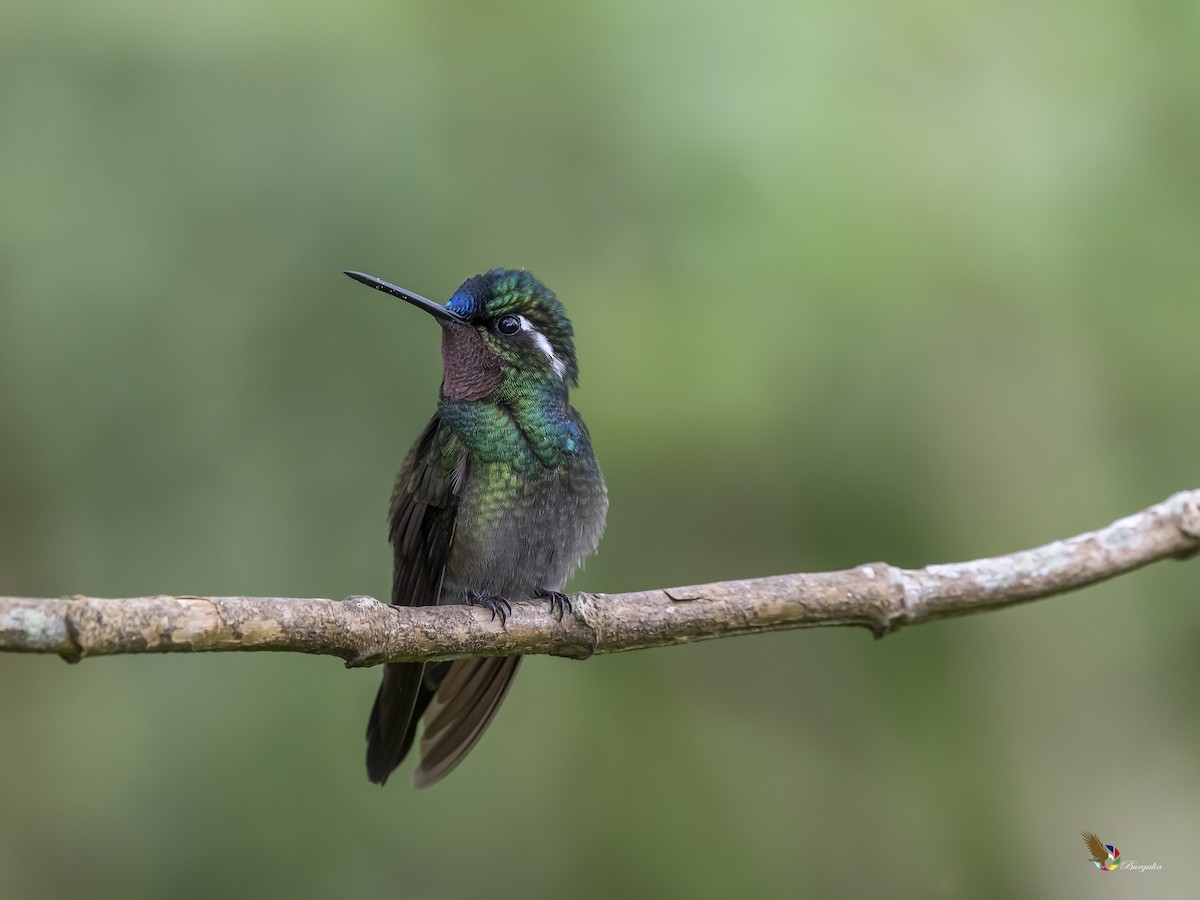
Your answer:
(440, 450), (607, 601)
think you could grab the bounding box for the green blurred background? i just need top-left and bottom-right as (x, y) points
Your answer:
(1, 1), (1197, 897)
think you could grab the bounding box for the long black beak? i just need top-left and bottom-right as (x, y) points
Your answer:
(343, 270), (465, 323)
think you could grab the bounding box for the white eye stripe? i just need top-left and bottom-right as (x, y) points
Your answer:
(520, 316), (567, 380)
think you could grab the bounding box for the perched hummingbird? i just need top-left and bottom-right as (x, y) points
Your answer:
(344, 267), (608, 788)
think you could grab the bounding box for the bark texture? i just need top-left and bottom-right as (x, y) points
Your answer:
(2, 490), (1197, 667)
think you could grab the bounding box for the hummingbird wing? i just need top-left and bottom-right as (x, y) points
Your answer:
(1082, 831), (1108, 864)
(365, 414), (466, 785)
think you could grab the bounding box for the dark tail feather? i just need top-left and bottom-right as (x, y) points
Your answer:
(412, 656), (522, 789)
(365, 662), (427, 785)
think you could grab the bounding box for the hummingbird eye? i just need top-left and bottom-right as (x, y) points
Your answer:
(494, 314), (522, 336)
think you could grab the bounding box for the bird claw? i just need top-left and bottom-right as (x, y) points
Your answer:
(468, 593), (511, 626)
(536, 590), (571, 622)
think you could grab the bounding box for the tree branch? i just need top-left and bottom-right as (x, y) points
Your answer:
(3, 490), (1198, 667)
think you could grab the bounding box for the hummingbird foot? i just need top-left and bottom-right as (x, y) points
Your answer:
(467, 592), (512, 626)
(535, 590), (572, 622)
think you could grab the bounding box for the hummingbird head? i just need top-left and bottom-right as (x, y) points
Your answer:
(445, 269), (578, 389)
(344, 268), (578, 402)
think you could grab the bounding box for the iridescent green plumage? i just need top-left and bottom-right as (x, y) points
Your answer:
(345, 267), (607, 788)
(447, 269), (579, 385)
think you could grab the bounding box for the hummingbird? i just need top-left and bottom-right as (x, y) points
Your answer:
(344, 267), (608, 788)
